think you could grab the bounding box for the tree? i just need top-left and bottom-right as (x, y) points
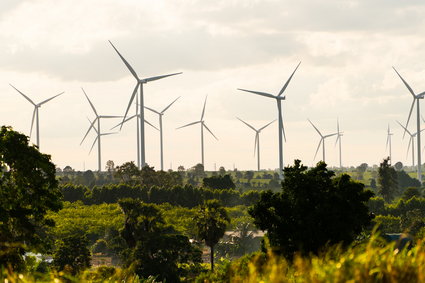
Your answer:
(356, 163), (368, 180)
(192, 163), (205, 178)
(105, 160), (115, 172)
(249, 160), (374, 259)
(114, 161), (140, 184)
(52, 234), (91, 275)
(202, 174), (236, 190)
(218, 166), (226, 176)
(0, 126), (63, 270)
(244, 171), (254, 181)
(194, 200), (230, 271)
(378, 157), (399, 202)
(119, 199), (201, 282)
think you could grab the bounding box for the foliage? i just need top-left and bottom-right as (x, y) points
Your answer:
(114, 161), (140, 184)
(202, 174), (236, 190)
(378, 157), (399, 202)
(403, 187), (422, 200)
(397, 170), (421, 189)
(119, 198), (202, 282)
(194, 200), (230, 271)
(249, 160), (374, 258)
(0, 126), (63, 270)
(52, 234), (91, 275)
(197, 235), (425, 283)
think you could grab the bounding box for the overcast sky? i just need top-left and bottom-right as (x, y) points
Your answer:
(1, 0), (425, 171)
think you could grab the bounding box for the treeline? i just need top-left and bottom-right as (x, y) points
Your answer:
(61, 183), (261, 208)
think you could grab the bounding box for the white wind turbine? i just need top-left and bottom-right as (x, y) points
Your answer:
(393, 67), (425, 182)
(335, 118), (343, 169)
(10, 84), (64, 149)
(145, 97), (180, 171)
(237, 117), (275, 171)
(177, 96), (218, 167)
(109, 40), (182, 169)
(238, 62), (301, 178)
(308, 119), (338, 163)
(396, 120), (424, 167)
(80, 88), (121, 172)
(386, 124), (393, 164)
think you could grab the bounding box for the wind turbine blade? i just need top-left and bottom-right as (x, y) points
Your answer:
(308, 119), (323, 137)
(238, 88), (276, 99)
(89, 136), (99, 154)
(337, 118), (340, 133)
(80, 118), (97, 145)
(82, 88), (98, 116)
(396, 120), (411, 137)
(407, 137), (412, 159)
(203, 123), (218, 140)
(335, 135), (340, 147)
(38, 92), (64, 106)
(145, 119), (159, 131)
(10, 84), (36, 105)
(144, 72), (182, 83)
(145, 106), (161, 115)
(393, 67), (416, 97)
(99, 115), (123, 119)
(109, 40), (139, 80)
(201, 96), (208, 120)
(324, 133), (338, 138)
(29, 108), (36, 138)
(277, 102), (286, 142)
(314, 139), (322, 160)
(386, 135), (389, 150)
(236, 117), (256, 132)
(404, 99), (416, 138)
(100, 132), (118, 136)
(278, 61), (301, 97)
(120, 83), (139, 130)
(259, 119), (276, 131)
(254, 133), (259, 157)
(177, 121), (200, 129)
(161, 96), (180, 113)
(111, 115), (137, 130)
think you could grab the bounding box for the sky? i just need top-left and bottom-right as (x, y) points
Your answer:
(1, 0), (425, 172)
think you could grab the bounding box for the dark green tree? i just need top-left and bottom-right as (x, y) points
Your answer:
(0, 126), (63, 270)
(52, 234), (91, 275)
(202, 174), (235, 190)
(378, 157), (399, 202)
(114, 161), (140, 184)
(119, 199), (201, 282)
(194, 200), (230, 271)
(249, 160), (374, 259)
(403, 187), (422, 200)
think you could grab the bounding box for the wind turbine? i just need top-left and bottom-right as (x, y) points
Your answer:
(393, 67), (425, 182)
(80, 88), (121, 172)
(109, 40), (182, 169)
(396, 120), (424, 167)
(10, 84), (64, 149)
(335, 118), (343, 169)
(238, 62), (301, 178)
(237, 117), (275, 171)
(386, 124), (393, 164)
(308, 119), (338, 163)
(145, 97), (180, 171)
(177, 96), (218, 167)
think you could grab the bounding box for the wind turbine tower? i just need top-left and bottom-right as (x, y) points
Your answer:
(80, 88), (121, 172)
(238, 62), (301, 178)
(308, 119), (337, 163)
(177, 96), (218, 167)
(393, 67), (425, 182)
(10, 84), (64, 149)
(335, 118), (343, 169)
(237, 117), (275, 171)
(386, 124), (393, 164)
(109, 41), (182, 169)
(145, 97), (180, 171)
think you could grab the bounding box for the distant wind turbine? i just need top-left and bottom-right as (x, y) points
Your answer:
(386, 124), (393, 164)
(308, 119), (338, 163)
(145, 97), (180, 171)
(396, 120), (424, 167)
(10, 84), (64, 149)
(335, 118), (343, 169)
(237, 117), (275, 171)
(80, 88), (121, 172)
(238, 62), (301, 178)
(393, 67), (425, 182)
(109, 40), (182, 169)
(177, 96), (218, 167)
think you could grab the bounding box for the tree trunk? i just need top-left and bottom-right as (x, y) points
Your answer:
(210, 245), (214, 272)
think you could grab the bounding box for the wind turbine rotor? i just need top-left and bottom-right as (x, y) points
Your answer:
(38, 92), (64, 106)
(278, 61), (302, 97)
(10, 84), (36, 105)
(177, 120), (201, 129)
(237, 88), (276, 99)
(203, 123), (218, 140)
(143, 72), (182, 83)
(109, 40), (139, 80)
(161, 96), (180, 114)
(120, 83), (140, 130)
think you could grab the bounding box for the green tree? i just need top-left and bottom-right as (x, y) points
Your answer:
(249, 160), (374, 259)
(114, 161), (140, 184)
(202, 174), (235, 190)
(52, 233), (91, 275)
(119, 199), (201, 282)
(194, 200), (230, 271)
(378, 157), (399, 202)
(0, 126), (63, 270)
(403, 187), (422, 200)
